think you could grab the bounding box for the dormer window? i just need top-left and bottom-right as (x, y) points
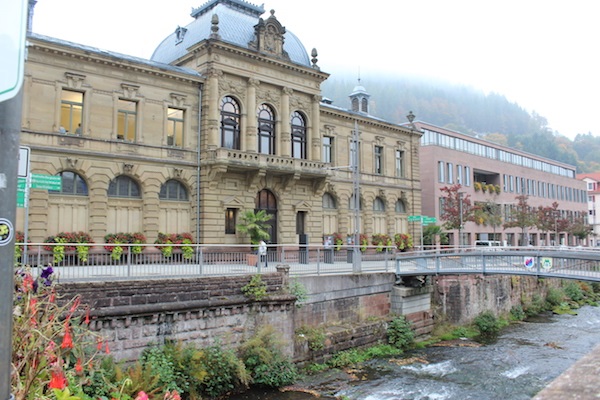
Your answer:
(175, 26), (187, 44)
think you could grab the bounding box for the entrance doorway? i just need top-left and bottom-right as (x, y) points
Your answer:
(256, 189), (277, 244)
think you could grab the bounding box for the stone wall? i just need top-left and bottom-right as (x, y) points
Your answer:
(432, 274), (563, 325)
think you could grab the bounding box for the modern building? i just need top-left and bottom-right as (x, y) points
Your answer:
(576, 172), (600, 246)
(17, 0), (422, 248)
(415, 121), (588, 247)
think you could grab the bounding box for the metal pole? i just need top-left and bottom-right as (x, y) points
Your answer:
(458, 192), (464, 249)
(352, 120), (361, 273)
(0, 89), (22, 400)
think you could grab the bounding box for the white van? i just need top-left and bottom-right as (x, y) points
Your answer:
(474, 240), (502, 250)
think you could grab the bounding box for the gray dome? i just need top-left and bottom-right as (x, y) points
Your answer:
(151, 0), (310, 67)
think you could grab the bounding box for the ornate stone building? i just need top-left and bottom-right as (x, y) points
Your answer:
(18, 0), (421, 246)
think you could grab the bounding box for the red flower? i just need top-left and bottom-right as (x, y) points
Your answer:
(105, 342), (110, 354)
(75, 358), (83, 374)
(135, 391), (149, 400)
(48, 370), (67, 389)
(61, 326), (73, 349)
(84, 308), (90, 325)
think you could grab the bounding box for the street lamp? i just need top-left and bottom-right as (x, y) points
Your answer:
(458, 191), (464, 249)
(351, 120), (361, 273)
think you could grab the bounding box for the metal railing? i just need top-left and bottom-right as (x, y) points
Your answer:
(395, 246), (600, 282)
(15, 243), (397, 282)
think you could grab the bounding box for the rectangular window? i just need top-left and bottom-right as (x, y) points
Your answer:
(464, 166), (471, 186)
(503, 174), (508, 192)
(60, 90), (83, 134)
(117, 99), (137, 141)
(225, 208), (237, 234)
(509, 175), (514, 192)
(395, 150), (405, 177)
(323, 137), (333, 163)
(447, 162), (453, 184)
(296, 211), (306, 235)
(167, 108), (184, 147)
(438, 161), (445, 183)
(374, 145), (383, 175)
(516, 177), (521, 193)
(456, 164), (462, 184)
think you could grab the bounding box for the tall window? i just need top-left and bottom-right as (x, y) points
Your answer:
(322, 193), (336, 209)
(60, 90), (83, 134)
(225, 208), (237, 234)
(395, 150), (404, 178)
(291, 111), (306, 159)
(49, 171), (88, 195)
(108, 175), (140, 198)
(159, 179), (188, 201)
(465, 166), (471, 186)
(220, 96), (240, 149)
(257, 104), (275, 154)
(438, 161), (445, 183)
(395, 200), (406, 213)
(374, 146), (383, 175)
(167, 108), (184, 147)
(447, 162), (453, 184)
(373, 197), (385, 212)
(456, 164), (462, 184)
(323, 137), (333, 163)
(117, 99), (137, 141)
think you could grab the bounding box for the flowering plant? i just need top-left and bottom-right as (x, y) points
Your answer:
(394, 233), (413, 252)
(12, 266), (104, 398)
(372, 233), (393, 252)
(104, 232), (147, 259)
(44, 232), (94, 264)
(15, 231), (31, 262)
(154, 233), (194, 259)
(332, 232), (344, 251)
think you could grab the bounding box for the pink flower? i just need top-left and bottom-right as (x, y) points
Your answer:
(135, 391), (149, 400)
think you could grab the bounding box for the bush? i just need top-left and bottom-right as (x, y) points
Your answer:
(44, 231), (94, 263)
(296, 326), (326, 352)
(197, 343), (249, 398)
(104, 232), (147, 257)
(473, 311), (500, 336)
(546, 287), (565, 307)
(510, 304), (526, 321)
(563, 282), (584, 302)
(394, 233), (413, 252)
(242, 274), (268, 301)
(387, 316), (415, 349)
(238, 326), (298, 387)
(371, 234), (392, 252)
(154, 232), (195, 258)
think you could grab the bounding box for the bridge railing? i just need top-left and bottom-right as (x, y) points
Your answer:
(395, 246), (600, 282)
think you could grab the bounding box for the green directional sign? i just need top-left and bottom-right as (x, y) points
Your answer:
(16, 177), (27, 208)
(422, 216), (437, 225)
(31, 174), (61, 191)
(408, 215), (422, 222)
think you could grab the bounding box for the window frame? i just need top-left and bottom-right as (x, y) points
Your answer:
(117, 99), (137, 141)
(291, 111), (307, 159)
(159, 179), (188, 201)
(167, 107), (184, 147)
(48, 171), (88, 196)
(374, 145), (383, 175)
(60, 89), (84, 134)
(257, 103), (276, 155)
(108, 175), (141, 198)
(220, 96), (241, 149)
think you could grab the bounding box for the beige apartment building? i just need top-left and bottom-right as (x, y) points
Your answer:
(416, 121), (588, 247)
(17, 0), (421, 247)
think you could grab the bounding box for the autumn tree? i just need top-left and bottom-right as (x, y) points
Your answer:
(568, 214), (591, 242)
(473, 201), (503, 239)
(439, 184), (473, 245)
(536, 202), (560, 242)
(504, 195), (537, 246)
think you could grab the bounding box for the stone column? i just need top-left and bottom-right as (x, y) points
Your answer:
(245, 78), (259, 152)
(207, 69), (222, 148)
(280, 87), (292, 157)
(310, 94), (321, 161)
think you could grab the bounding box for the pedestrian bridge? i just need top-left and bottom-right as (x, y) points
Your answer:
(395, 247), (600, 282)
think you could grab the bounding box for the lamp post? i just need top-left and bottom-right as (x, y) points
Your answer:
(352, 120), (361, 273)
(458, 191), (464, 249)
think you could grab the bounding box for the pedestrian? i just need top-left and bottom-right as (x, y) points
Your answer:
(258, 240), (268, 268)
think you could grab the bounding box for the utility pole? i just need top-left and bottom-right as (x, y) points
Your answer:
(352, 120), (362, 273)
(458, 191), (464, 249)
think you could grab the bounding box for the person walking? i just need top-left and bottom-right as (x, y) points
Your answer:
(258, 240), (268, 268)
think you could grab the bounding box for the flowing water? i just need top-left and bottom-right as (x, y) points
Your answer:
(230, 306), (600, 400)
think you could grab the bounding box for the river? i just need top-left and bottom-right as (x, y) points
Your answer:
(230, 305), (600, 400)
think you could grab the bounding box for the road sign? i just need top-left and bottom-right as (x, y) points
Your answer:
(0, 0), (28, 103)
(422, 216), (437, 225)
(408, 215), (422, 222)
(16, 177), (27, 208)
(31, 174), (62, 191)
(18, 146), (30, 177)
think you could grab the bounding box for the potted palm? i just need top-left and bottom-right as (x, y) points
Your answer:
(236, 209), (272, 265)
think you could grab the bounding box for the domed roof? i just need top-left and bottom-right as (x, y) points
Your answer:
(151, 0), (311, 67)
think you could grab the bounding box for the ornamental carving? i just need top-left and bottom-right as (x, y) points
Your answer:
(219, 77), (245, 98)
(248, 10), (290, 61)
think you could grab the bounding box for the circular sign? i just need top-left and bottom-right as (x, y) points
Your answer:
(0, 218), (15, 246)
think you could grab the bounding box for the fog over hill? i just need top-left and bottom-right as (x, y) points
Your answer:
(321, 72), (600, 173)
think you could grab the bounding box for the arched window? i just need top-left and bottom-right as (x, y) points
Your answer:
(220, 96), (240, 149)
(49, 171), (88, 195)
(258, 104), (276, 155)
(291, 111), (306, 159)
(395, 199), (406, 213)
(374, 197), (385, 212)
(159, 179), (188, 201)
(349, 194), (363, 210)
(322, 193), (337, 209)
(108, 175), (141, 198)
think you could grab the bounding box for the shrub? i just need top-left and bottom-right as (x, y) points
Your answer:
(44, 231), (94, 263)
(510, 304), (526, 321)
(546, 287), (565, 307)
(473, 311), (500, 336)
(372, 234), (392, 252)
(564, 282), (584, 302)
(242, 274), (268, 301)
(14, 231), (30, 262)
(155, 232), (195, 258)
(296, 326), (326, 351)
(197, 343), (249, 398)
(289, 278), (308, 307)
(332, 232), (344, 250)
(238, 326), (298, 387)
(104, 232), (147, 259)
(387, 316), (415, 349)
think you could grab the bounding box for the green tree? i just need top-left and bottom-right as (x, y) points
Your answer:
(439, 184), (473, 246)
(422, 224), (448, 246)
(236, 209), (273, 246)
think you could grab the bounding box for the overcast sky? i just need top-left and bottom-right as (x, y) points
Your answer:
(32, 0), (600, 139)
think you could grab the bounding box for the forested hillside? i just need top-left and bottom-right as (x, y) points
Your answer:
(321, 72), (600, 173)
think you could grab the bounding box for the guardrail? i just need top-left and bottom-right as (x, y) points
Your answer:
(15, 243), (398, 282)
(395, 246), (600, 282)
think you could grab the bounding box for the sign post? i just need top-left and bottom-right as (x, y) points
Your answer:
(0, 0), (28, 396)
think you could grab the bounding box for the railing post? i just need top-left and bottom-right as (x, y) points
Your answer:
(482, 253), (487, 275)
(198, 246), (203, 275)
(316, 248), (321, 273)
(127, 246), (132, 277)
(436, 254), (441, 274)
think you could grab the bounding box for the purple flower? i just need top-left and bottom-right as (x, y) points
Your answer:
(41, 266), (54, 279)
